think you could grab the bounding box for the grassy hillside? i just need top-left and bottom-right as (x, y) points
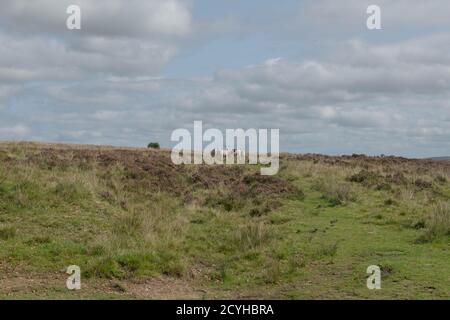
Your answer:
(0, 142), (448, 299)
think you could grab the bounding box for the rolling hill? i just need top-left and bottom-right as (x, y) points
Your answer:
(0, 141), (449, 299)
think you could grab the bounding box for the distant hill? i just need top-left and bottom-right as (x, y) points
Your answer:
(429, 157), (450, 161)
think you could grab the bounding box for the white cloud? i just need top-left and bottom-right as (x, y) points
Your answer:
(46, 85), (128, 107)
(0, 125), (30, 137)
(151, 33), (450, 155)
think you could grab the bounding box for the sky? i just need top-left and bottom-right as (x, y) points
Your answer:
(1, 0), (450, 157)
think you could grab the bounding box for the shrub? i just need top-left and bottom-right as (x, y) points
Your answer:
(248, 200), (279, 217)
(384, 199), (397, 206)
(248, 207), (264, 217)
(414, 178), (433, 190)
(412, 219), (426, 230)
(147, 142), (160, 149)
(205, 192), (245, 212)
(375, 183), (392, 191)
(434, 175), (447, 184)
(349, 170), (382, 186)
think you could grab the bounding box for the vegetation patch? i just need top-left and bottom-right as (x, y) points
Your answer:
(0, 142), (449, 299)
(416, 201), (450, 243)
(0, 226), (16, 240)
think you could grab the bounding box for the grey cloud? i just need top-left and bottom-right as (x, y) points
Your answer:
(0, 1), (192, 80)
(295, 0), (450, 35)
(0, 0), (192, 38)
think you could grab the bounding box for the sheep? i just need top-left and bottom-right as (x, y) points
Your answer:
(210, 148), (243, 158)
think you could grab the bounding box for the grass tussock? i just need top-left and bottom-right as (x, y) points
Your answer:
(313, 177), (356, 206)
(313, 242), (339, 258)
(231, 222), (272, 250)
(417, 202), (450, 243)
(0, 226), (17, 240)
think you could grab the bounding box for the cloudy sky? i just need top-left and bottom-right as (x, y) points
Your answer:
(1, 0), (450, 157)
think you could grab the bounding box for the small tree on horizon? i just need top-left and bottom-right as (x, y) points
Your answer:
(147, 142), (160, 149)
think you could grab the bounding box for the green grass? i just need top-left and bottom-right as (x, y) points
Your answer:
(0, 142), (449, 299)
